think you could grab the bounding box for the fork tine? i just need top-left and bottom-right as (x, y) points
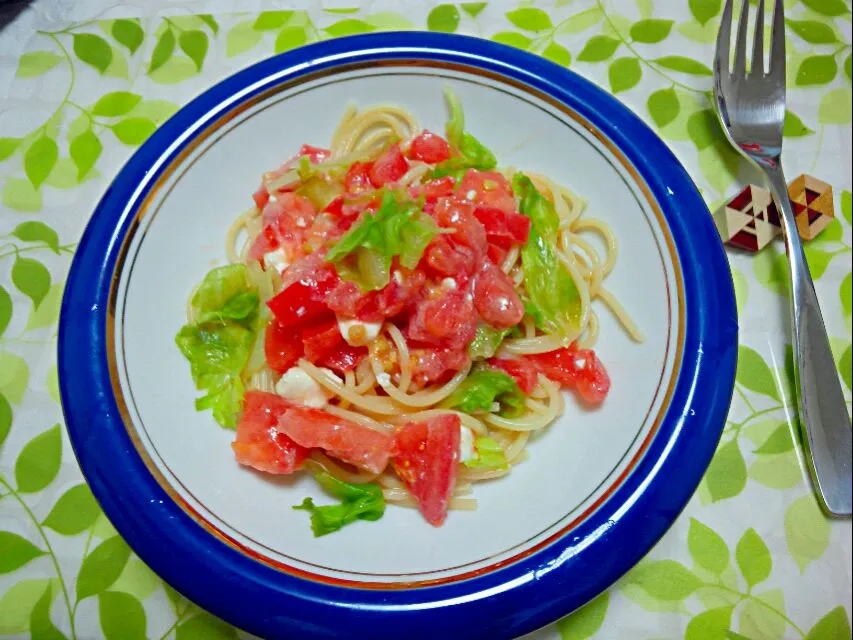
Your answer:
(770, 0), (786, 81)
(716, 0), (733, 76)
(751, 0), (765, 76)
(733, 0), (750, 77)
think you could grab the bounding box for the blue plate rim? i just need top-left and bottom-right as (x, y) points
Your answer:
(59, 32), (737, 640)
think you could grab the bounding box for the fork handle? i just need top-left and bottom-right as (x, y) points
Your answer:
(763, 162), (852, 517)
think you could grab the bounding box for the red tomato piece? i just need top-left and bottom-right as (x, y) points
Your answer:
(473, 261), (524, 329)
(299, 144), (332, 163)
(323, 196), (344, 217)
(410, 347), (471, 387)
(302, 319), (343, 363)
(247, 193), (318, 262)
(326, 269), (424, 323)
(319, 344), (368, 374)
(473, 206), (531, 245)
(344, 162), (374, 194)
(406, 130), (452, 164)
(252, 184), (269, 210)
(375, 268), (425, 318)
(303, 212), (345, 254)
(278, 406), (393, 473)
(433, 197), (488, 257)
(369, 143), (409, 187)
(418, 176), (456, 199)
(279, 252), (336, 290)
(246, 225), (278, 262)
(486, 242), (509, 266)
(247, 198), (289, 261)
(267, 281), (332, 327)
(276, 192), (317, 232)
(264, 319), (304, 374)
(232, 392), (310, 474)
(408, 288), (477, 349)
(325, 280), (365, 317)
(526, 346), (611, 404)
(488, 358), (538, 394)
(268, 254), (338, 326)
(326, 281), (382, 323)
(459, 170), (516, 213)
(392, 414), (461, 526)
(423, 236), (478, 278)
(410, 176), (456, 214)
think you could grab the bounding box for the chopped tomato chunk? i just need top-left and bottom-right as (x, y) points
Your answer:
(299, 144), (331, 163)
(279, 252), (336, 289)
(326, 280), (380, 321)
(278, 406), (393, 473)
(486, 242), (509, 266)
(410, 176), (456, 214)
(488, 358), (539, 394)
(408, 288), (477, 350)
(369, 143), (409, 187)
(232, 392), (310, 474)
(406, 130), (452, 164)
(459, 170), (516, 213)
(433, 197), (487, 257)
(473, 206), (531, 245)
(473, 261), (524, 329)
(268, 254), (338, 326)
(267, 281), (332, 327)
(319, 344), (368, 374)
(246, 224), (279, 262)
(326, 269), (424, 322)
(252, 184), (269, 210)
(392, 414), (461, 526)
(344, 162), (373, 194)
(526, 345), (611, 404)
(410, 347), (471, 388)
(265, 319), (304, 374)
(302, 319), (343, 363)
(247, 193), (318, 262)
(423, 236), (478, 278)
(322, 196), (344, 217)
(375, 268), (425, 318)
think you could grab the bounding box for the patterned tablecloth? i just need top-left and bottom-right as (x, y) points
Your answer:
(0, 1), (851, 638)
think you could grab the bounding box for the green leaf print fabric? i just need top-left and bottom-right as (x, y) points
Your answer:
(0, 2), (850, 639)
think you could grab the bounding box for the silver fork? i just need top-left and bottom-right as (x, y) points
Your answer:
(714, 0), (851, 516)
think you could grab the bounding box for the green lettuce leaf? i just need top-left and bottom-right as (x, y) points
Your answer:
(469, 324), (511, 360)
(176, 323), (254, 428)
(522, 297), (547, 330)
(176, 265), (259, 429)
(464, 436), (509, 470)
(430, 88), (497, 179)
(325, 189), (438, 290)
(190, 264), (259, 326)
(442, 367), (526, 416)
(513, 173), (583, 338)
(294, 472), (386, 537)
(497, 386), (526, 418)
(295, 157), (345, 210)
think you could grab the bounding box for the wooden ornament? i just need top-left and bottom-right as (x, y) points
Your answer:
(788, 174), (834, 241)
(714, 184), (782, 252)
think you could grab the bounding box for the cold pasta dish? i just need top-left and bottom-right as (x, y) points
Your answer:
(175, 90), (642, 535)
